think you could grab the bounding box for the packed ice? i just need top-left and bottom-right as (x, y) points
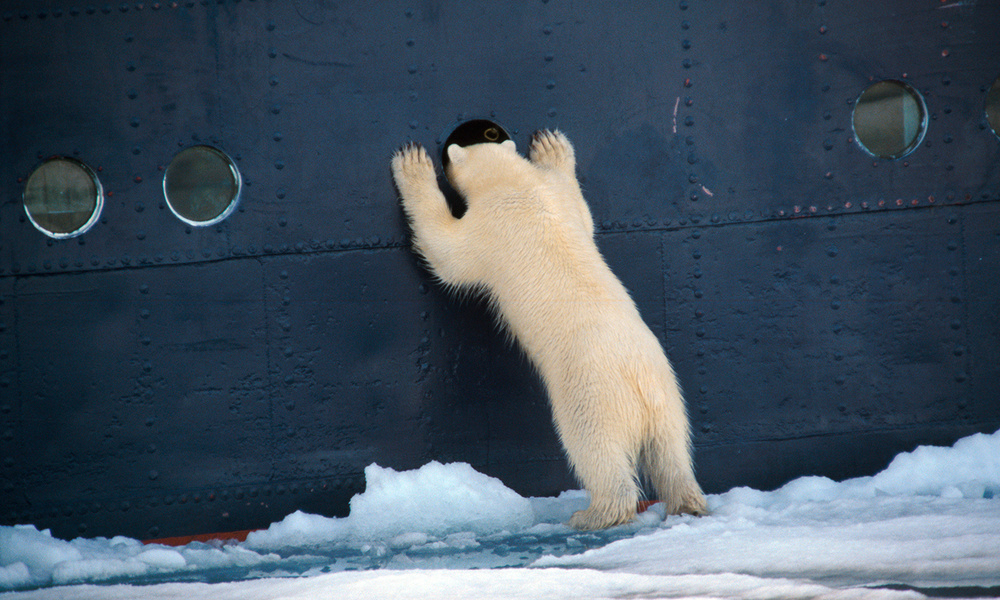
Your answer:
(2, 429), (998, 599)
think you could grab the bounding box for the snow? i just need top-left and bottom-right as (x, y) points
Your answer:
(2, 430), (999, 600)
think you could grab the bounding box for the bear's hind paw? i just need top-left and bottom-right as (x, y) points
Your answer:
(568, 506), (636, 531)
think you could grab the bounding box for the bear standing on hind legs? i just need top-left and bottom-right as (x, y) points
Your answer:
(390, 129), (707, 530)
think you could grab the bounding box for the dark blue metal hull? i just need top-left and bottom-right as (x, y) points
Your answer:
(2, 1), (998, 541)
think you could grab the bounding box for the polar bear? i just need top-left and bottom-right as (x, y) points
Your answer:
(390, 129), (706, 529)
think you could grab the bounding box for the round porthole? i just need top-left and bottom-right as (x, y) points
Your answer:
(852, 80), (928, 159)
(163, 145), (242, 226)
(22, 157), (104, 239)
(986, 76), (1000, 139)
(440, 119), (511, 173)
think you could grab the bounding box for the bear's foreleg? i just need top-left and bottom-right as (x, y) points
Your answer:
(528, 129), (594, 238)
(390, 143), (477, 288)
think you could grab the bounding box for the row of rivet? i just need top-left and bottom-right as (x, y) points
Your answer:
(0, 238), (407, 276)
(1, 475), (362, 536)
(1, 0), (254, 21)
(686, 212), (971, 438)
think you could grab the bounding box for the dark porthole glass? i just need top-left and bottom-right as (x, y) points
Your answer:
(163, 145), (242, 226)
(852, 80), (928, 159)
(23, 157), (104, 239)
(986, 76), (1000, 139)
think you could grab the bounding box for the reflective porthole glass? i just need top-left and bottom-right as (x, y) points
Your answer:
(163, 145), (242, 226)
(23, 157), (104, 238)
(986, 76), (1000, 139)
(852, 80), (928, 159)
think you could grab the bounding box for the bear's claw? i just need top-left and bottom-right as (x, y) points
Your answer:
(529, 129), (575, 174)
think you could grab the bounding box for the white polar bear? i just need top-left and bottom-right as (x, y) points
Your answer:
(390, 129), (706, 529)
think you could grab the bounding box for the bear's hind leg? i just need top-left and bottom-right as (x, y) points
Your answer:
(565, 442), (641, 530)
(643, 419), (707, 516)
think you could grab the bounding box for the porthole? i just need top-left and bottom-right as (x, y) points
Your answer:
(163, 145), (242, 226)
(852, 80), (928, 159)
(441, 119), (511, 173)
(22, 157), (104, 239)
(986, 76), (1000, 139)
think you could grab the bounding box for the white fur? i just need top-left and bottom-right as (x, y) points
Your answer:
(390, 130), (706, 529)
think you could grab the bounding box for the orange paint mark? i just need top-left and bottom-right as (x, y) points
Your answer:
(144, 529), (256, 547)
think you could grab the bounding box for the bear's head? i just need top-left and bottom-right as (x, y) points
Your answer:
(445, 140), (526, 197)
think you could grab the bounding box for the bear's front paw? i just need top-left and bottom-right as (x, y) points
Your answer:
(529, 129), (575, 173)
(391, 142), (437, 191)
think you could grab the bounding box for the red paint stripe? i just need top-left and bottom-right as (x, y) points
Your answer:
(146, 501), (665, 545)
(143, 529), (257, 546)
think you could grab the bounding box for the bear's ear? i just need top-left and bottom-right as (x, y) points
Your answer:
(446, 144), (467, 164)
(500, 139), (516, 152)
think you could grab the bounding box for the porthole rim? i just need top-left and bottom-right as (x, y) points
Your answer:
(22, 155), (105, 240)
(851, 79), (929, 160)
(162, 144), (243, 228)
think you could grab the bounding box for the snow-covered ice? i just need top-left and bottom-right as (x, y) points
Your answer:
(2, 429), (998, 599)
